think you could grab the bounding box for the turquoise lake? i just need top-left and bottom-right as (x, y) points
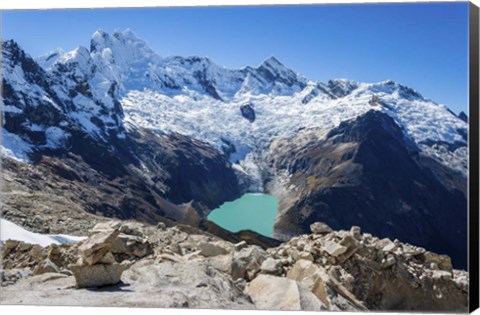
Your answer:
(207, 193), (278, 237)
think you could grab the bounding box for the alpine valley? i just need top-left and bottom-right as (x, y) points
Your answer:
(0, 29), (470, 310)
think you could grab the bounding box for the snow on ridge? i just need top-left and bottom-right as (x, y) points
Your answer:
(0, 219), (86, 247)
(121, 80), (468, 176)
(36, 48), (65, 71)
(5, 29), (467, 176)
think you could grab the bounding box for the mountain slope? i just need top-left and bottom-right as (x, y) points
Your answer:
(1, 39), (241, 228)
(1, 29), (468, 268)
(267, 111), (467, 268)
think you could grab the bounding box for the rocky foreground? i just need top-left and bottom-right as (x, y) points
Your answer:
(1, 221), (468, 312)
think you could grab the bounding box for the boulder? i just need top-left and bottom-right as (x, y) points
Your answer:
(118, 222), (145, 237)
(287, 260), (332, 308)
(78, 229), (120, 265)
(98, 252), (117, 265)
(298, 252), (314, 261)
(382, 254), (396, 268)
(206, 254), (232, 273)
(246, 274), (325, 310)
(90, 221), (122, 234)
(111, 234), (153, 258)
(350, 226), (362, 240)
(69, 262), (130, 288)
(287, 259), (320, 281)
(198, 242), (229, 257)
(234, 241), (248, 251)
(2, 240), (20, 257)
(33, 259), (60, 275)
(260, 258), (282, 275)
(240, 104), (256, 123)
(323, 240), (348, 257)
(431, 270), (453, 280)
(382, 240), (397, 253)
(231, 245), (268, 280)
(337, 235), (360, 262)
(310, 222), (333, 234)
(422, 252), (453, 272)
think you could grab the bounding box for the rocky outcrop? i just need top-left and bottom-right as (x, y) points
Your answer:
(1, 220), (469, 312)
(458, 111), (468, 123)
(240, 104), (256, 122)
(268, 110), (467, 269)
(1, 127), (241, 233)
(246, 274), (326, 310)
(263, 222), (468, 312)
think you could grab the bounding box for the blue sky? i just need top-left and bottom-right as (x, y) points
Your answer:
(3, 3), (470, 113)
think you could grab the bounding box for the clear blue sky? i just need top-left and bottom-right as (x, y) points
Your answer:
(3, 2), (470, 113)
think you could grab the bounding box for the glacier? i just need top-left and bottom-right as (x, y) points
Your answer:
(3, 28), (468, 178)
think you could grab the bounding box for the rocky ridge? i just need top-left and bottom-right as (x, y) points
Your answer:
(1, 220), (468, 312)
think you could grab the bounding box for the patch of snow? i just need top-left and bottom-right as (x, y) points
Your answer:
(0, 219), (86, 246)
(69, 111), (101, 136)
(1, 128), (33, 163)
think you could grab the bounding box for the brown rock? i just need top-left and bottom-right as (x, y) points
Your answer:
(323, 240), (348, 257)
(287, 260), (332, 308)
(350, 226), (362, 240)
(310, 222), (333, 234)
(111, 234), (153, 258)
(33, 259), (60, 275)
(231, 245), (267, 280)
(422, 252), (453, 273)
(260, 258), (282, 275)
(78, 229), (120, 265)
(69, 262), (131, 288)
(198, 242), (229, 257)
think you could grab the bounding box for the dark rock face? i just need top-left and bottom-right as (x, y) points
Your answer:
(2, 127), (241, 230)
(268, 110), (467, 269)
(2, 41), (70, 146)
(301, 83), (336, 104)
(327, 79), (358, 98)
(240, 104), (256, 123)
(193, 68), (223, 101)
(129, 131), (241, 211)
(458, 111), (468, 123)
(256, 57), (305, 89)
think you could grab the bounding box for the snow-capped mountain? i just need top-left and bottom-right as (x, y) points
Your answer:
(20, 29), (467, 179)
(1, 29), (469, 268)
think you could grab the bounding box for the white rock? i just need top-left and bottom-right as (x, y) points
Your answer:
(246, 274), (325, 311)
(260, 258), (282, 275)
(323, 240), (348, 257)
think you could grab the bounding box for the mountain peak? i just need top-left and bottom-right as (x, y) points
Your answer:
(90, 29), (111, 53)
(36, 48), (65, 71)
(112, 28), (141, 41)
(89, 28), (156, 62)
(255, 55), (305, 88)
(260, 56), (283, 67)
